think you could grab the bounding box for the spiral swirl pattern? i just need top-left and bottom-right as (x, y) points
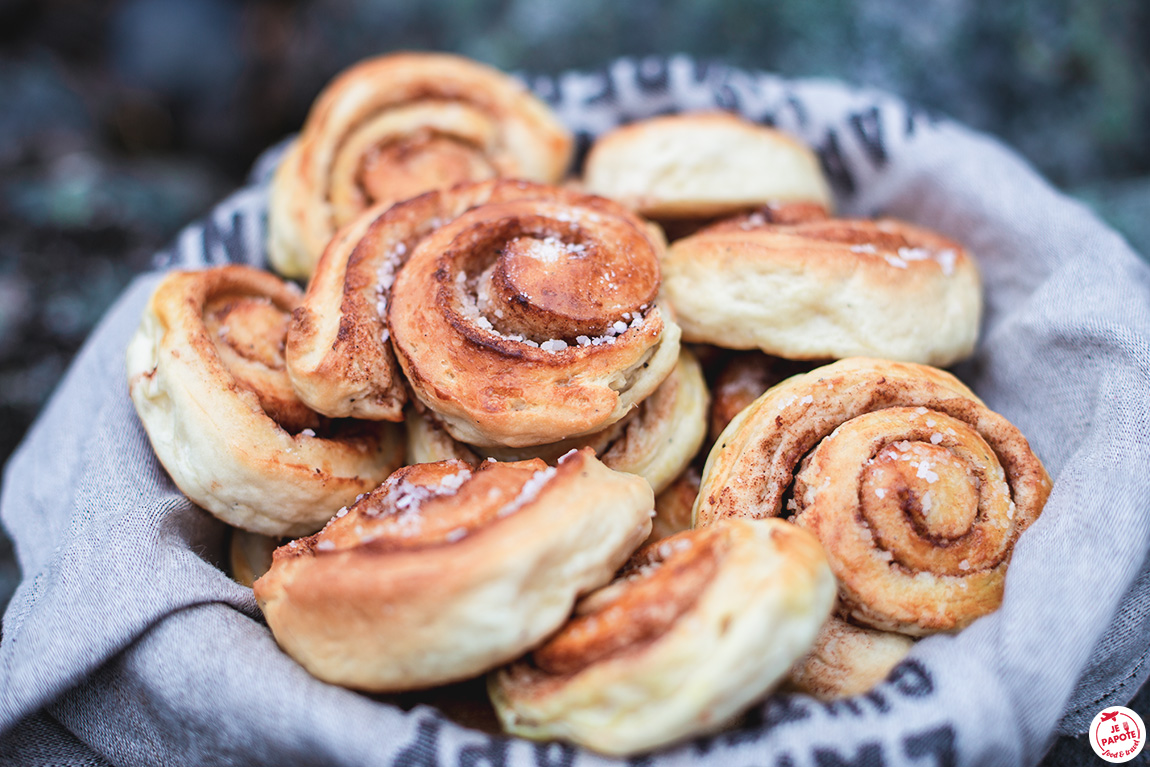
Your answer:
(126, 266), (404, 536)
(253, 449), (653, 692)
(489, 518), (835, 756)
(695, 357), (1052, 634)
(268, 52), (573, 278)
(283, 197), (428, 422)
(389, 180), (681, 448)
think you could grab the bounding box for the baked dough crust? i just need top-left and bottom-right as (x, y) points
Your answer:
(583, 112), (833, 219)
(404, 347), (708, 494)
(662, 216), (982, 366)
(708, 352), (817, 442)
(283, 200), (415, 422)
(788, 616), (914, 701)
(253, 449), (653, 692)
(388, 180), (681, 448)
(229, 529), (281, 588)
(125, 266), (404, 536)
(489, 518), (835, 756)
(695, 357), (1052, 634)
(646, 465), (700, 545)
(268, 52), (573, 278)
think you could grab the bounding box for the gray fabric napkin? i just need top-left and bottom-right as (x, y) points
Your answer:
(3, 55), (1149, 767)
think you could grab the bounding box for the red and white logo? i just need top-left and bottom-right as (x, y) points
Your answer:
(1090, 706), (1145, 763)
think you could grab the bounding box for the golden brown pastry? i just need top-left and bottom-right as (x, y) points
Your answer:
(787, 617), (915, 701)
(268, 52), (573, 278)
(708, 352), (817, 443)
(657, 199), (832, 243)
(582, 112), (833, 220)
(696, 357), (1052, 635)
(253, 449), (653, 692)
(404, 407), (476, 465)
(404, 347), (707, 494)
(646, 465), (701, 544)
(388, 179), (681, 448)
(489, 518), (836, 756)
(662, 216), (983, 366)
(126, 266), (404, 536)
(283, 200), (417, 422)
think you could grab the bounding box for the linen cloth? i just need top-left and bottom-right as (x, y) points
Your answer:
(2, 56), (1149, 767)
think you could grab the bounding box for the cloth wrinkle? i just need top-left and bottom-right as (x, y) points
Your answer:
(1, 56), (1148, 767)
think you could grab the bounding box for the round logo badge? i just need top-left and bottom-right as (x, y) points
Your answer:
(1090, 706), (1145, 763)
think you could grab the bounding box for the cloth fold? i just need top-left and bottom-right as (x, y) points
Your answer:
(2, 55), (1149, 767)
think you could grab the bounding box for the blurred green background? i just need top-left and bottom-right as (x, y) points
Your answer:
(1, 3), (1147, 762)
(1, 0), (1147, 470)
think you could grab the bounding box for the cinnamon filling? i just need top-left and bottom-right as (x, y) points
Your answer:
(862, 441), (980, 545)
(358, 130), (496, 212)
(441, 202), (661, 344)
(703, 201), (830, 234)
(309, 455), (579, 555)
(205, 294), (320, 433)
(792, 408), (1019, 579)
(530, 528), (721, 676)
(857, 434), (1007, 576)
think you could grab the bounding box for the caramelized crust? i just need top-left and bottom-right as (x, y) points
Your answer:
(662, 216), (982, 366)
(254, 449), (654, 693)
(125, 266), (404, 536)
(405, 347), (708, 494)
(283, 199), (419, 422)
(387, 180), (681, 448)
(268, 52), (573, 278)
(489, 519), (835, 756)
(696, 357), (1052, 634)
(656, 200), (829, 242)
(532, 528), (721, 677)
(647, 466), (701, 544)
(704, 200), (831, 230)
(709, 352), (817, 443)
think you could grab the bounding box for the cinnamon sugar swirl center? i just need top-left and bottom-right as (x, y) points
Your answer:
(358, 129), (496, 209)
(443, 203), (660, 344)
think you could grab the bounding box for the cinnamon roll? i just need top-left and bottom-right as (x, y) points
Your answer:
(268, 52), (573, 278)
(253, 449), (653, 692)
(583, 112), (833, 221)
(283, 200), (416, 422)
(662, 216), (982, 366)
(387, 180), (681, 448)
(126, 266), (404, 537)
(696, 357), (1052, 634)
(405, 348), (707, 494)
(489, 518), (835, 756)
(787, 617), (914, 701)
